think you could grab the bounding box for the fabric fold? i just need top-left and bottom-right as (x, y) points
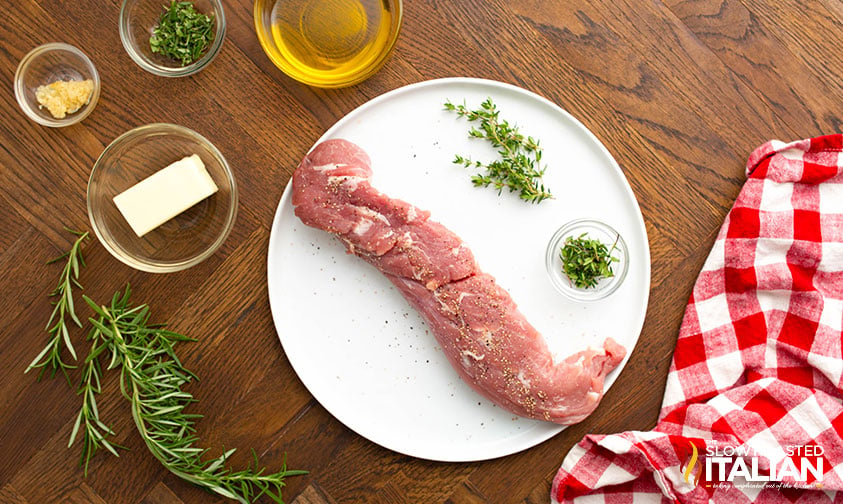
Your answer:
(552, 135), (843, 503)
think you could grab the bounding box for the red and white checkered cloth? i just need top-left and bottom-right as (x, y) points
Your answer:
(552, 135), (843, 504)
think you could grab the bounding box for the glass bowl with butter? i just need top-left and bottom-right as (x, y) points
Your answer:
(14, 43), (100, 127)
(88, 123), (238, 273)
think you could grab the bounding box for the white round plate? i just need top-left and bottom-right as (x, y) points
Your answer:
(267, 78), (650, 462)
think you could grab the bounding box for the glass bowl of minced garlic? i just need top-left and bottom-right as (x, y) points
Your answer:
(14, 43), (100, 127)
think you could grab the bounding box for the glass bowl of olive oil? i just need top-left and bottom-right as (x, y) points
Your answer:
(255, 0), (402, 88)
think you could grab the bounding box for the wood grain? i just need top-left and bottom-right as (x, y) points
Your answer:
(1, 0), (841, 502)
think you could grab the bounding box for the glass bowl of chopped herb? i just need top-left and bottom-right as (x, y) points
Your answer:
(14, 43), (100, 127)
(545, 219), (629, 302)
(120, 0), (225, 77)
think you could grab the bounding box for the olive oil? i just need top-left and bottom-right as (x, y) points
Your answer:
(263, 0), (401, 87)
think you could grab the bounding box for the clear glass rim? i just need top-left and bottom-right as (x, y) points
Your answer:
(544, 218), (630, 302)
(253, 0), (403, 88)
(14, 42), (101, 127)
(119, 0), (227, 78)
(87, 123), (238, 273)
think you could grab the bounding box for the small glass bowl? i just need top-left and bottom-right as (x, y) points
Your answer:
(545, 219), (629, 302)
(120, 0), (226, 77)
(254, 0), (402, 88)
(14, 43), (100, 127)
(88, 123), (238, 273)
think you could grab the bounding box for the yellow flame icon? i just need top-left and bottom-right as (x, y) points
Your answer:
(683, 441), (701, 486)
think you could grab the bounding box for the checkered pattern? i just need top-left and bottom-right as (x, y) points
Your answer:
(552, 135), (843, 504)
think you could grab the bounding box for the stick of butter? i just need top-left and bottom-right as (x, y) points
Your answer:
(113, 154), (219, 237)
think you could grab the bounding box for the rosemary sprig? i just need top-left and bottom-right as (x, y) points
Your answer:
(560, 233), (619, 289)
(25, 229), (89, 382)
(70, 289), (127, 477)
(444, 97), (553, 204)
(29, 230), (305, 503)
(150, 0), (215, 66)
(75, 286), (306, 503)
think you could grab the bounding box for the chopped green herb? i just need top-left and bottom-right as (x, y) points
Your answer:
(444, 97), (553, 204)
(150, 1), (215, 66)
(560, 233), (619, 289)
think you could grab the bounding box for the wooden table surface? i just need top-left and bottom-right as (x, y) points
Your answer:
(2, 1), (841, 503)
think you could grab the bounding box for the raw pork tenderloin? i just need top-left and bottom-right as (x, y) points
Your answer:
(291, 139), (626, 425)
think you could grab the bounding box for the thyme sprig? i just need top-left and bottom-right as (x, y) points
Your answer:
(560, 233), (619, 289)
(444, 97), (553, 204)
(25, 229), (89, 382)
(29, 229), (305, 503)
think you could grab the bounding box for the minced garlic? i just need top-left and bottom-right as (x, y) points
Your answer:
(35, 79), (94, 119)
